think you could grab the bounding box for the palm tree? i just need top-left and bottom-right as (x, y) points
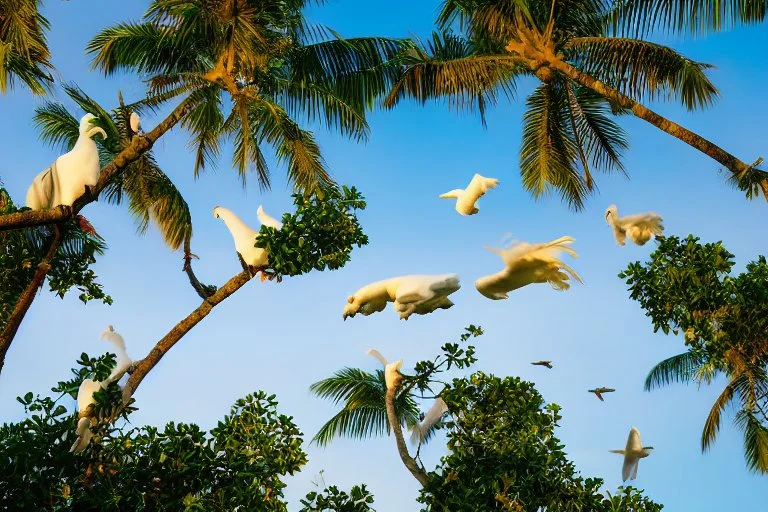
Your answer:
(33, 84), (192, 250)
(85, 0), (409, 195)
(384, 0), (767, 209)
(0, 0), (54, 94)
(310, 367), (429, 447)
(646, 348), (768, 472)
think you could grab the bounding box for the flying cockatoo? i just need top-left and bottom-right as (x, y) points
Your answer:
(26, 113), (107, 211)
(439, 173), (500, 215)
(257, 205), (283, 230)
(410, 397), (450, 445)
(129, 112), (143, 136)
(100, 325), (133, 384)
(604, 205), (664, 246)
(475, 236), (583, 300)
(213, 205), (282, 279)
(610, 427), (653, 481)
(588, 387), (616, 401)
(70, 378), (104, 453)
(366, 348), (404, 390)
(343, 274), (461, 321)
(531, 360), (553, 369)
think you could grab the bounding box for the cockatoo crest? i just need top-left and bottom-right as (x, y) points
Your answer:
(439, 173), (499, 216)
(605, 204), (664, 246)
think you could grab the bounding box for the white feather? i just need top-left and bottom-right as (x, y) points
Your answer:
(610, 427), (653, 481)
(257, 205), (283, 230)
(605, 205), (664, 246)
(100, 325), (132, 384)
(26, 113), (106, 210)
(129, 112), (142, 135)
(410, 397), (449, 445)
(71, 378), (104, 453)
(475, 236), (582, 300)
(439, 173), (499, 216)
(213, 205), (282, 268)
(343, 274), (460, 320)
(366, 348), (389, 367)
(384, 359), (403, 390)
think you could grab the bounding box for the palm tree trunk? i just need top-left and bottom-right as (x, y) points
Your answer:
(0, 98), (195, 232)
(385, 385), (429, 486)
(0, 225), (62, 374)
(548, 58), (768, 202)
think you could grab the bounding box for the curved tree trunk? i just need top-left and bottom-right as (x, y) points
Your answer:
(547, 58), (768, 202)
(385, 383), (429, 486)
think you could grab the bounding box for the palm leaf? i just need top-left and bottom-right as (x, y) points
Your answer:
(734, 409), (768, 473)
(32, 103), (80, 152)
(644, 351), (704, 390)
(701, 376), (738, 451)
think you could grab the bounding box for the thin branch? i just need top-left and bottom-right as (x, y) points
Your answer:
(0, 225), (63, 373)
(182, 237), (216, 299)
(385, 378), (429, 486)
(0, 98), (194, 232)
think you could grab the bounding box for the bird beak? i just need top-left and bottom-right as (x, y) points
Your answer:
(342, 313), (348, 321)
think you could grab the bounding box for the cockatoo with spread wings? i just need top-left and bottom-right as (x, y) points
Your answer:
(439, 173), (499, 215)
(70, 378), (104, 453)
(604, 205), (664, 246)
(27, 113), (107, 210)
(475, 236), (582, 299)
(410, 397), (450, 445)
(366, 349), (403, 390)
(213, 205), (282, 279)
(610, 427), (654, 481)
(343, 274), (461, 321)
(100, 325), (133, 384)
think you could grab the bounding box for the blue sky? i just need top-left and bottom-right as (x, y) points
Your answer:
(1, 1), (767, 509)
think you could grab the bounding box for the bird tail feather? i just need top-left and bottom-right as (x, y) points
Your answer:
(366, 348), (388, 367)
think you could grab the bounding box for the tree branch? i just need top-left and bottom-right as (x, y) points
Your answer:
(122, 269), (257, 402)
(0, 98), (194, 232)
(385, 379), (429, 486)
(182, 237), (216, 300)
(0, 225), (63, 373)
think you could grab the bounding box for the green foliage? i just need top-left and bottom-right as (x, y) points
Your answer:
(300, 484), (376, 512)
(0, 0), (54, 94)
(0, 358), (312, 511)
(0, 188), (111, 331)
(602, 486), (664, 512)
(620, 235), (768, 473)
(256, 185), (368, 279)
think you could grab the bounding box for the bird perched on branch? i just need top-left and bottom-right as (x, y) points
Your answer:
(475, 236), (582, 300)
(213, 205), (282, 280)
(366, 348), (403, 390)
(27, 113), (107, 210)
(531, 360), (553, 369)
(439, 173), (499, 215)
(129, 112), (143, 137)
(100, 325), (133, 384)
(588, 387), (616, 401)
(604, 205), (664, 246)
(410, 397), (450, 445)
(610, 427), (654, 481)
(343, 274), (461, 321)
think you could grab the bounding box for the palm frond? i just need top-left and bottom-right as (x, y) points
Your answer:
(180, 85), (224, 176)
(0, 0), (54, 94)
(701, 377), (738, 451)
(734, 409), (768, 473)
(644, 351), (705, 390)
(566, 37), (718, 111)
(32, 103), (80, 152)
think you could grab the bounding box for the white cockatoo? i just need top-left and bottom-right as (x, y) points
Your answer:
(70, 378), (104, 453)
(343, 274), (461, 321)
(439, 173), (499, 215)
(610, 427), (654, 481)
(410, 397), (450, 445)
(213, 205), (282, 277)
(475, 236), (582, 300)
(366, 348), (403, 390)
(26, 113), (107, 211)
(100, 325), (133, 384)
(604, 205), (664, 246)
(129, 112), (143, 136)
(257, 205), (283, 230)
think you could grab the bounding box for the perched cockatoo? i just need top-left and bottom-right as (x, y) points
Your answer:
(366, 348), (403, 390)
(475, 236), (582, 300)
(439, 173), (499, 215)
(257, 205), (283, 230)
(100, 325), (132, 384)
(70, 378), (104, 453)
(343, 274), (461, 321)
(213, 205), (282, 278)
(588, 387), (616, 401)
(129, 112), (143, 136)
(410, 397), (450, 445)
(604, 205), (664, 246)
(26, 113), (107, 210)
(610, 427), (653, 481)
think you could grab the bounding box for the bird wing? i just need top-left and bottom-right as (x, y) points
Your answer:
(630, 458), (639, 480)
(618, 212), (663, 231)
(257, 205), (283, 230)
(411, 397), (450, 445)
(466, 174), (499, 198)
(70, 417), (93, 453)
(484, 237), (582, 290)
(394, 276), (434, 304)
(596, 391), (604, 401)
(366, 348), (389, 367)
(129, 112), (141, 133)
(77, 379), (102, 412)
(627, 428), (642, 452)
(622, 455), (636, 482)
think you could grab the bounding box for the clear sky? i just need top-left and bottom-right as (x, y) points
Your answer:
(1, 1), (767, 509)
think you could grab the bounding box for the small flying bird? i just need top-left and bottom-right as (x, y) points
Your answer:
(604, 205), (664, 246)
(366, 348), (403, 390)
(531, 360), (553, 369)
(213, 205), (282, 280)
(610, 427), (654, 481)
(100, 325), (133, 384)
(129, 112), (143, 136)
(475, 236), (582, 300)
(410, 397), (450, 446)
(439, 173), (499, 215)
(70, 378), (104, 453)
(343, 274), (461, 321)
(588, 387), (616, 401)
(27, 113), (107, 210)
